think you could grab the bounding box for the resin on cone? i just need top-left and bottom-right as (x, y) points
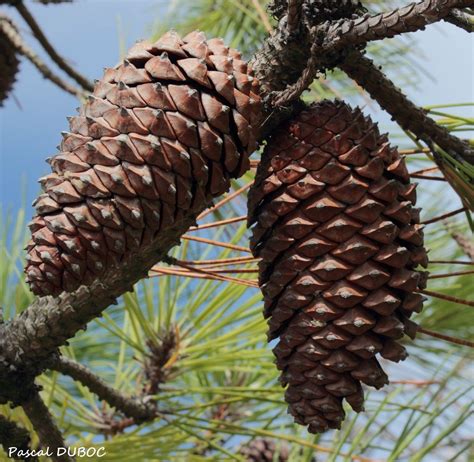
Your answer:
(25, 30), (261, 296)
(0, 15), (20, 107)
(248, 101), (428, 434)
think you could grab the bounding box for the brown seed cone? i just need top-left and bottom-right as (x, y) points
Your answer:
(248, 101), (428, 434)
(0, 15), (20, 107)
(240, 438), (290, 462)
(25, 30), (261, 296)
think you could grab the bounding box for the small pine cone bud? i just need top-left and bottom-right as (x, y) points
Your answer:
(248, 100), (428, 434)
(269, 0), (362, 21)
(25, 30), (262, 296)
(240, 438), (290, 462)
(302, 0), (364, 21)
(0, 15), (20, 107)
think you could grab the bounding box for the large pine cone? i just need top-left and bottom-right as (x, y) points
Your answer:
(0, 15), (20, 107)
(248, 101), (428, 434)
(25, 30), (261, 296)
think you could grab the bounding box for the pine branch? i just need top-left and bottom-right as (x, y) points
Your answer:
(0, 213), (196, 392)
(14, 2), (94, 92)
(322, 0), (474, 52)
(287, 0), (304, 34)
(49, 356), (156, 422)
(0, 14), (84, 98)
(0, 415), (37, 462)
(444, 8), (474, 31)
(21, 389), (71, 462)
(339, 50), (474, 165)
(417, 326), (474, 347)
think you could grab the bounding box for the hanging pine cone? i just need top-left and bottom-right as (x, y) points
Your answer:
(0, 15), (20, 107)
(240, 438), (289, 462)
(248, 100), (428, 434)
(25, 30), (261, 296)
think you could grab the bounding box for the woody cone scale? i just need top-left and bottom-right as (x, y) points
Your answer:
(248, 101), (428, 433)
(25, 30), (262, 296)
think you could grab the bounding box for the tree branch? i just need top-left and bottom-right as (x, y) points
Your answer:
(0, 14), (84, 98)
(0, 415), (37, 462)
(21, 389), (72, 462)
(322, 0), (474, 52)
(417, 326), (474, 347)
(14, 1), (94, 92)
(0, 212), (195, 387)
(444, 7), (474, 31)
(339, 50), (474, 165)
(287, 0), (304, 34)
(49, 356), (156, 422)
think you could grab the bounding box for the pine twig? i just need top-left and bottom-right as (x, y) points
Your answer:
(429, 259), (474, 265)
(181, 235), (252, 253)
(421, 207), (467, 224)
(417, 326), (474, 347)
(14, 2), (94, 92)
(444, 8), (474, 31)
(420, 289), (474, 307)
(49, 356), (156, 422)
(339, 51), (474, 165)
(177, 256), (258, 266)
(0, 14), (83, 97)
(0, 415), (37, 462)
(322, 0), (474, 52)
(21, 389), (71, 462)
(428, 270), (474, 278)
(273, 31), (321, 106)
(287, 0), (304, 34)
(189, 215), (247, 231)
(197, 182), (254, 220)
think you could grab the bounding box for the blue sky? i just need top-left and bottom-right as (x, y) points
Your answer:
(0, 1), (473, 218)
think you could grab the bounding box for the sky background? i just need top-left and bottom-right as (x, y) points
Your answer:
(0, 0), (473, 219)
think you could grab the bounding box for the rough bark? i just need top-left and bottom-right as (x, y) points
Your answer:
(49, 357), (156, 421)
(0, 415), (37, 462)
(21, 390), (72, 462)
(444, 8), (474, 31)
(322, 0), (474, 52)
(0, 212), (194, 400)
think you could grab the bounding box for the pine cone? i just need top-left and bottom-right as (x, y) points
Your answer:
(25, 30), (261, 296)
(248, 101), (428, 434)
(0, 15), (19, 107)
(240, 438), (290, 462)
